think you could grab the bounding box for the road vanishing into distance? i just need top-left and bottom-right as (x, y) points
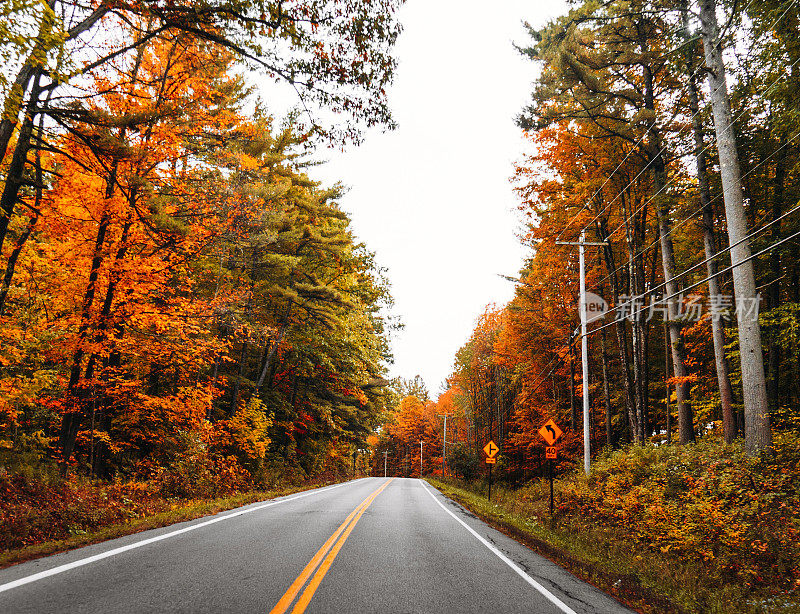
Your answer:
(0, 478), (631, 613)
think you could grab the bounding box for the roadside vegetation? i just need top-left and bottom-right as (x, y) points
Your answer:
(1, 1), (404, 565)
(427, 433), (800, 614)
(0, 432), (368, 567)
(370, 2), (800, 611)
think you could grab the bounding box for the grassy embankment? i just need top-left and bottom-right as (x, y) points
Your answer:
(427, 434), (800, 614)
(0, 462), (355, 570)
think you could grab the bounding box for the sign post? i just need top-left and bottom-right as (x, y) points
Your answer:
(538, 420), (563, 517)
(483, 440), (499, 501)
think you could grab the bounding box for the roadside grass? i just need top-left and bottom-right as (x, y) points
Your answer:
(0, 479), (348, 570)
(426, 477), (800, 614)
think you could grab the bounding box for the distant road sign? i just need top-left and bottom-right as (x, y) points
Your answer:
(483, 440), (499, 458)
(485, 457), (496, 464)
(546, 447), (557, 460)
(538, 419), (563, 446)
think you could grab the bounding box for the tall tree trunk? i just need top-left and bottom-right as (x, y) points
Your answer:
(0, 1), (56, 167)
(0, 118), (44, 315)
(600, 323), (614, 448)
(699, 0), (771, 454)
(641, 43), (694, 443)
(0, 70), (42, 257)
(257, 303), (292, 390)
(569, 339), (578, 432)
(229, 338), (249, 416)
(766, 151), (785, 413)
(664, 323), (672, 444)
(655, 197), (694, 444)
(598, 222), (637, 440)
(83, 220), (133, 382)
(0, 215), (37, 316)
(626, 207), (648, 444)
(60, 205), (112, 473)
(681, 3), (736, 441)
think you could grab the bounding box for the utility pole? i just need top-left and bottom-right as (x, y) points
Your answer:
(437, 414), (451, 477)
(419, 441), (424, 478)
(557, 230), (607, 474)
(383, 451), (388, 478)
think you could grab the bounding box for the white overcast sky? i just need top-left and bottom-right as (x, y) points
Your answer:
(274, 1), (569, 396)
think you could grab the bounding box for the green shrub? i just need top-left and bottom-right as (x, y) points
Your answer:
(448, 443), (480, 481)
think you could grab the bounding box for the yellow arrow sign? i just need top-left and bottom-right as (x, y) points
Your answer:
(483, 440), (499, 458)
(538, 419), (563, 446)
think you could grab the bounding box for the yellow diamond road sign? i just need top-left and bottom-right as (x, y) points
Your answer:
(539, 419), (563, 446)
(483, 440), (499, 458)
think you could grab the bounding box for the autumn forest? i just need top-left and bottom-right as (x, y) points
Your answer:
(2, 0), (800, 611)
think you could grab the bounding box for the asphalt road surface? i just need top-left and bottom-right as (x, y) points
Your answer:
(0, 477), (632, 613)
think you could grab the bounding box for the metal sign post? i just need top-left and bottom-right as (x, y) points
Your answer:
(483, 440), (499, 501)
(539, 420), (563, 517)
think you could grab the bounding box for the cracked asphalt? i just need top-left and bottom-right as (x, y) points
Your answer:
(0, 477), (633, 613)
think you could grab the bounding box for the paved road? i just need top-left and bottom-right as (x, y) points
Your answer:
(0, 478), (632, 613)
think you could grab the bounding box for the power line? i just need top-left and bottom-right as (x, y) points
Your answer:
(586, 128), (800, 296)
(560, 0), (798, 242)
(599, 56), (800, 245)
(575, 40), (800, 246)
(516, 207), (800, 401)
(556, 0), (772, 241)
(586, 225), (800, 339)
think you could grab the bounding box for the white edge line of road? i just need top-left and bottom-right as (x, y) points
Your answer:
(420, 480), (578, 614)
(0, 480), (355, 595)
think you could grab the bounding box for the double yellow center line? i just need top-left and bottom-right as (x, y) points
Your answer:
(269, 478), (395, 614)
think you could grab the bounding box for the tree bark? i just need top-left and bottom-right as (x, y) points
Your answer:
(766, 150), (785, 414)
(0, 71), (42, 257)
(597, 222), (638, 440)
(600, 322), (614, 448)
(681, 3), (736, 441)
(639, 34), (694, 443)
(256, 303), (292, 390)
(699, 0), (771, 454)
(60, 206), (111, 472)
(664, 323), (672, 444)
(0, 215), (37, 316)
(569, 338), (578, 432)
